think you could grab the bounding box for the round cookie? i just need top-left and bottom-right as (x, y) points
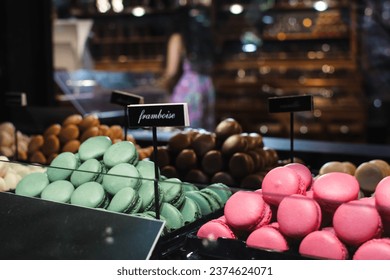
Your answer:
(277, 194), (322, 239)
(224, 191), (272, 231)
(29, 150), (47, 165)
(70, 158), (106, 187)
(46, 152), (80, 182)
(299, 230), (348, 260)
(246, 226), (289, 252)
(103, 140), (138, 168)
(312, 172), (360, 213)
(78, 114), (100, 132)
(136, 159), (159, 180)
(102, 163), (142, 195)
(185, 190), (216, 216)
(262, 166), (306, 206)
(15, 172), (50, 197)
(204, 183), (232, 204)
(215, 118), (243, 144)
(159, 202), (184, 231)
(41, 180), (75, 203)
(167, 132), (191, 154)
(27, 135), (44, 154)
(191, 132), (216, 158)
(179, 197), (202, 224)
(353, 238), (390, 260)
(78, 136), (112, 161)
(201, 150), (223, 175)
(228, 152), (255, 179)
(197, 218), (237, 240)
(80, 126), (100, 143)
(107, 187), (142, 214)
(160, 177), (185, 208)
(70, 181), (109, 208)
(333, 199), (383, 246)
(137, 180), (164, 212)
(175, 149), (197, 171)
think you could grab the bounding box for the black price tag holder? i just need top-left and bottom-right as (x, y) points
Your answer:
(5, 92), (28, 161)
(110, 90), (144, 140)
(127, 103), (190, 219)
(268, 95), (313, 163)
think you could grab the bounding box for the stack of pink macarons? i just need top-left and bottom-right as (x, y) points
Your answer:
(196, 162), (390, 260)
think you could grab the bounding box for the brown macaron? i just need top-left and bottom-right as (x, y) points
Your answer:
(29, 150), (47, 165)
(263, 147), (279, 167)
(27, 135), (44, 154)
(191, 132), (216, 158)
(149, 146), (171, 168)
(355, 162), (385, 194)
(42, 135), (60, 157)
(43, 123), (62, 138)
(161, 165), (179, 178)
(62, 139), (81, 153)
(62, 114), (83, 127)
(342, 161), (357, 175)
(201, 150), (224, 176)
(221, 134), (248, 157)
(98, 124), (110, 136)
(248, 132), (264, 149)
(240, 173), (266, 189)
(175, 149), (198, 171)
(184, 169), (209, 185)
(80, 126), (99, 143)
(211, 171), (236, 187)
(167, 132), (192, 154)
(215, 118), (243, 144)
(247, 149), (266, 171)
(58, 124), (80, 144)
(229, 152), (255, 179)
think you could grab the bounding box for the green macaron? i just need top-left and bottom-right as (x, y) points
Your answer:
(46, 152), (80, 182)
(159, 178), (185, 208)
(107, 187), (142, 214)
(181, 181), (199, 192)
(159, 202), (184, 232)
(70, 158), (106, 187)
(78, 136), (112, 161)
(137, 180), (164, 212)
(102, 163), (142, 195)
(185, 190), (219, 216)
(200, 188), (224, 209)
(132, 211), (170, 236)
(205, 183), (232, 204)
(15, 172), (50, 197)
(103, 141), (139, 168)
(136, 159), (160, 181)
(70, 181), (109, 209)
(179, 197), (202, 224)
(40, 180), (75, 203)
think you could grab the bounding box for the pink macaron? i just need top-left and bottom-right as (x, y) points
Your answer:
(353, 238), (390, 260)
(246, 225), (289, 252)
(299, 230), (349, 260)
(285, 163), (313, 190)
(312, 172), (360, 213)
(197, 218), (237, 240)
(224, 191), (272, 231)
(374, 176), (390, 218)
(262, 166), (306, 206)
(277, 194), (322, 239)
(333, 199), (383, 247)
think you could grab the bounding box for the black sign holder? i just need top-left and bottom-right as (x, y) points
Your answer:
(268, 95), (313, 163)
(5, 92), (28, 161)
(110, 90), (144, 140)
(127, 103), (189, 219)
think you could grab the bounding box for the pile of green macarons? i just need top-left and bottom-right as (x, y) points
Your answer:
(14, 136), (233, 234)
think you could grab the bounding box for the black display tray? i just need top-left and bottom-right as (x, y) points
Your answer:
(182, 232), (312, 260)
(151, 208), (224, 259)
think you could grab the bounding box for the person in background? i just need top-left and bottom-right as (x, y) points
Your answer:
(158, 0), (216, 131)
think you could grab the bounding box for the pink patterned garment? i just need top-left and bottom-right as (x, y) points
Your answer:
(170, 59), (215, 130)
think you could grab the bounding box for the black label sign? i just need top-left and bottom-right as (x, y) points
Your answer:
(268, 95), (313, 113)
(5, 92), (27, 107)
(127, 103), (189, 127)
(111, 90), (144, 106)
